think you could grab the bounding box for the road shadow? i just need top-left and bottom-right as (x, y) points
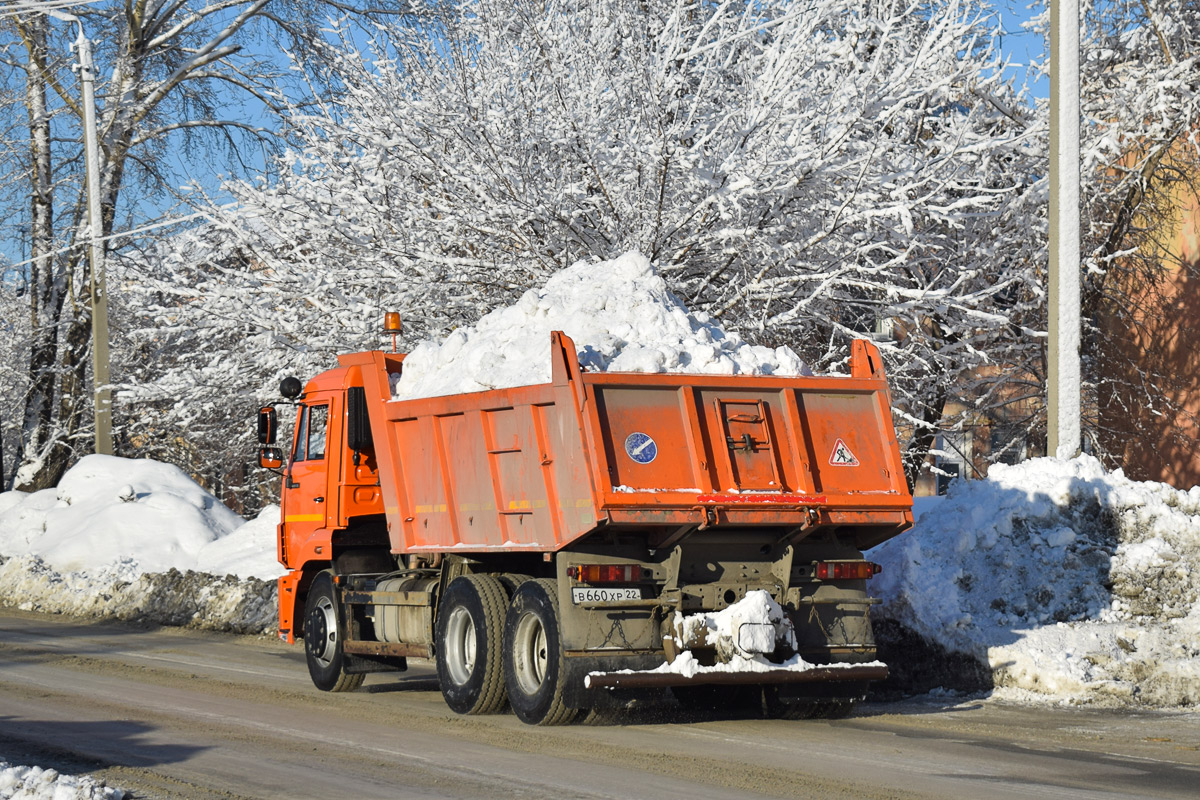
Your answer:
(869, 617), (995, 701)
(0, 716), (209, 774)
(571, 686), (952, 727)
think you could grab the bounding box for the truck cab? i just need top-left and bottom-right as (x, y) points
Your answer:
(261, 363), (394, 643)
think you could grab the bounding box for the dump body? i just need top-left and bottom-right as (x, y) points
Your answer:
(269, 331), (913, 722)
(346, 332), (910, 557)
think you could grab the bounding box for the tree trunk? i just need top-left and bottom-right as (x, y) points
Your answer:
(15, 17), (71, 492)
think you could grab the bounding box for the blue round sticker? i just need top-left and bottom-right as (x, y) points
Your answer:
(624, 432), (658, 464)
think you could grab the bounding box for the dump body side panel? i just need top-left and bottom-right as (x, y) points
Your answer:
(345, 336), (602, 555)
(383, 384), (600, 552)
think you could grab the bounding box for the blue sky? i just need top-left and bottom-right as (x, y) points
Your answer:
(994, 0), (1049, 98)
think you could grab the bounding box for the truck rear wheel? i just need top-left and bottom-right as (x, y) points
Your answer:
(435, 574), (508, 714)
(304, 572), (365, 692)
(503, 579), (576, 726)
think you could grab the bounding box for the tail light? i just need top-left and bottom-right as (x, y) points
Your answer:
(568, 564), (642, 584)
(814, 561), (881, 580)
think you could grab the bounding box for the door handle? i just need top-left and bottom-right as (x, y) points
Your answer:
(314, 496), (324, 503)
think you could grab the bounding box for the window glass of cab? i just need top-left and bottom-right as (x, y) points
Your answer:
(307, 405), (328, 460)
(293, 406), (310, 461)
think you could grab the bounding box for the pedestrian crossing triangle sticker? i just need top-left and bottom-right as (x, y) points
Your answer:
(829, 438), (859, 466)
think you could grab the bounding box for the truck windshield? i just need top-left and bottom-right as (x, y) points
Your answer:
(293, 404), (329, 462)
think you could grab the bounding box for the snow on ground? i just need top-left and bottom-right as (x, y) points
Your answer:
(392, 251), (811, 399)
(0, 762), (123, 799)
(871, 454), (1200, 709)
(0, 454), (282, 635)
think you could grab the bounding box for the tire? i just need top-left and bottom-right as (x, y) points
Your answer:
(497, 573), (533, 599)
(303, 571), (365, 693)
(435, 574), (509, 715)
(503, 579), (577, 726)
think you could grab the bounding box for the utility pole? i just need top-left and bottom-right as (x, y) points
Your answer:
(1049, 0), (1082, 459)
(38, 7), (113, 455)
(75, 24), (113, 455)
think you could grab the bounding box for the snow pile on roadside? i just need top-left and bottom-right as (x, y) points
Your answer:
(0, 555), (277, 635)
(0, 454), (240, 571)
(0, 455), (282, 578)
(871, 455), (1200, 708)
(0, 455), (282, 635)
(393, 251), (810, 399)
(0, 761), (123, 799)
(194, 503), (284, 580)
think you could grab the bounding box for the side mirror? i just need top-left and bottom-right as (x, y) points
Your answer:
(257, 406), (277, 444)
(258, 446), (284, 470)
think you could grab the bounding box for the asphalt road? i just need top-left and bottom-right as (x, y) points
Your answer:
(1, 608), (1197, 799)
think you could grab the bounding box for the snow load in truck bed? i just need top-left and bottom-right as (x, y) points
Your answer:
(391, 251), (811, 400)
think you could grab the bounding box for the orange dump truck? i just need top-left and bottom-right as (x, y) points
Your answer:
(257, 331), (912, 724)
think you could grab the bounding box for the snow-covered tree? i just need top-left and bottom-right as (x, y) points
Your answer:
(0, 1), (426, 492)
(0, 1), (281, 491)
(121, 0), (1046, 489)
(1067, 0), (1200, 478)
(0, 273), (28, 490)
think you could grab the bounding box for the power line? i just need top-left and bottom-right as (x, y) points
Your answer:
(3, 212), (206, 272)
(0, 1), (103, 19)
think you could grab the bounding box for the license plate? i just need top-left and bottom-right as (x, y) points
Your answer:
(571, 587), (642, 604)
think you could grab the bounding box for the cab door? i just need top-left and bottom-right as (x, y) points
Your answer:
(280, 399), (333, 567)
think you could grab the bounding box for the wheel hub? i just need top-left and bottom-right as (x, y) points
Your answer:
(444, 606), (477, 686)
(513, 613), (548, 695)
(307, 596), (337, 666)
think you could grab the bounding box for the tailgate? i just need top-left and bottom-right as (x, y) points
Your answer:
(580, 339), (912, 540)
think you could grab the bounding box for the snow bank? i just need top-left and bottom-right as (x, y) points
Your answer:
(393, 252), (810, 399)
(0, 761), (123, 799)
(872, 455), (1200, 708)
(0, 455), (282, 635)
(0, 555), (277, 635)
(195, 504), (283, 579)
(0, 455), (284, 581)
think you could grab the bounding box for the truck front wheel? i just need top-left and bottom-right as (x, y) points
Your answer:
(435, 574), (509, 714)
(503, 579), (576, 725)
(304, 572), (365, 692)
